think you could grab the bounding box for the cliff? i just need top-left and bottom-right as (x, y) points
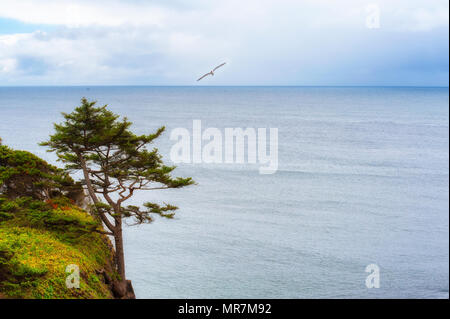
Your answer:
(0, 196), (116, 298)
(0, 144), (116, 299)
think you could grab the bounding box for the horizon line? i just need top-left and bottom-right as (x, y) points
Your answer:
(0, 85), (448, 89)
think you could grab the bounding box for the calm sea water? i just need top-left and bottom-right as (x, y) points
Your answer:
(0, 86), (448, 298)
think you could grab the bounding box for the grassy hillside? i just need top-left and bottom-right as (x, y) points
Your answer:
(0, 196), (116, 299)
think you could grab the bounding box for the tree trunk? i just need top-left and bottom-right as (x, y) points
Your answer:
(112, 219), (135, 299)
(77, 153), (99, 204)
(75, 153), (135, 298)
(114, 224), (126, 281)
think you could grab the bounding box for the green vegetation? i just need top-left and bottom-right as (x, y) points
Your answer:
(41, 98), (194, 297)
(1, 97), (195, 299)
(0, 142), (115, 299)
(0, 144), (81, 200)
(0, 196), (115, 299)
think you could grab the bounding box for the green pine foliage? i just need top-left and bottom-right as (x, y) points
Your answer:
(0, 96), (195, 298)
(40, 98), (194, 286)
(40, 97), (194, 226)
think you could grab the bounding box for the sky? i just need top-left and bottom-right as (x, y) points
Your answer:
(0, 0), (448, 86)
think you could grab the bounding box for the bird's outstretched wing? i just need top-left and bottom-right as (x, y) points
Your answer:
(213, 62), (226, 72)
(197, 73), (211, 81)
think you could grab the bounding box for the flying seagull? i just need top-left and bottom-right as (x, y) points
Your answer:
(197, 62), (226, 81)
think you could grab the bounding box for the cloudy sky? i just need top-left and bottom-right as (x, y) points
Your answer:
(0, 0), (448, 86)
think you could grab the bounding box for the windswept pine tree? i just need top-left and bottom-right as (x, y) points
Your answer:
(41, 98), (194, 298)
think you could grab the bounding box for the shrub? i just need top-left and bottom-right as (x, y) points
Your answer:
(0, 145), (81, 200)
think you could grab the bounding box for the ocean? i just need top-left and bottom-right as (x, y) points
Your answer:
(0, 86), (448, 298)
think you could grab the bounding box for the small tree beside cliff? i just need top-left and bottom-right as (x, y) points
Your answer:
(41, 98), (194, 298)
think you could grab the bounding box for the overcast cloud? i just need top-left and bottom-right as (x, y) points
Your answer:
(0, 0), (448, 86)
